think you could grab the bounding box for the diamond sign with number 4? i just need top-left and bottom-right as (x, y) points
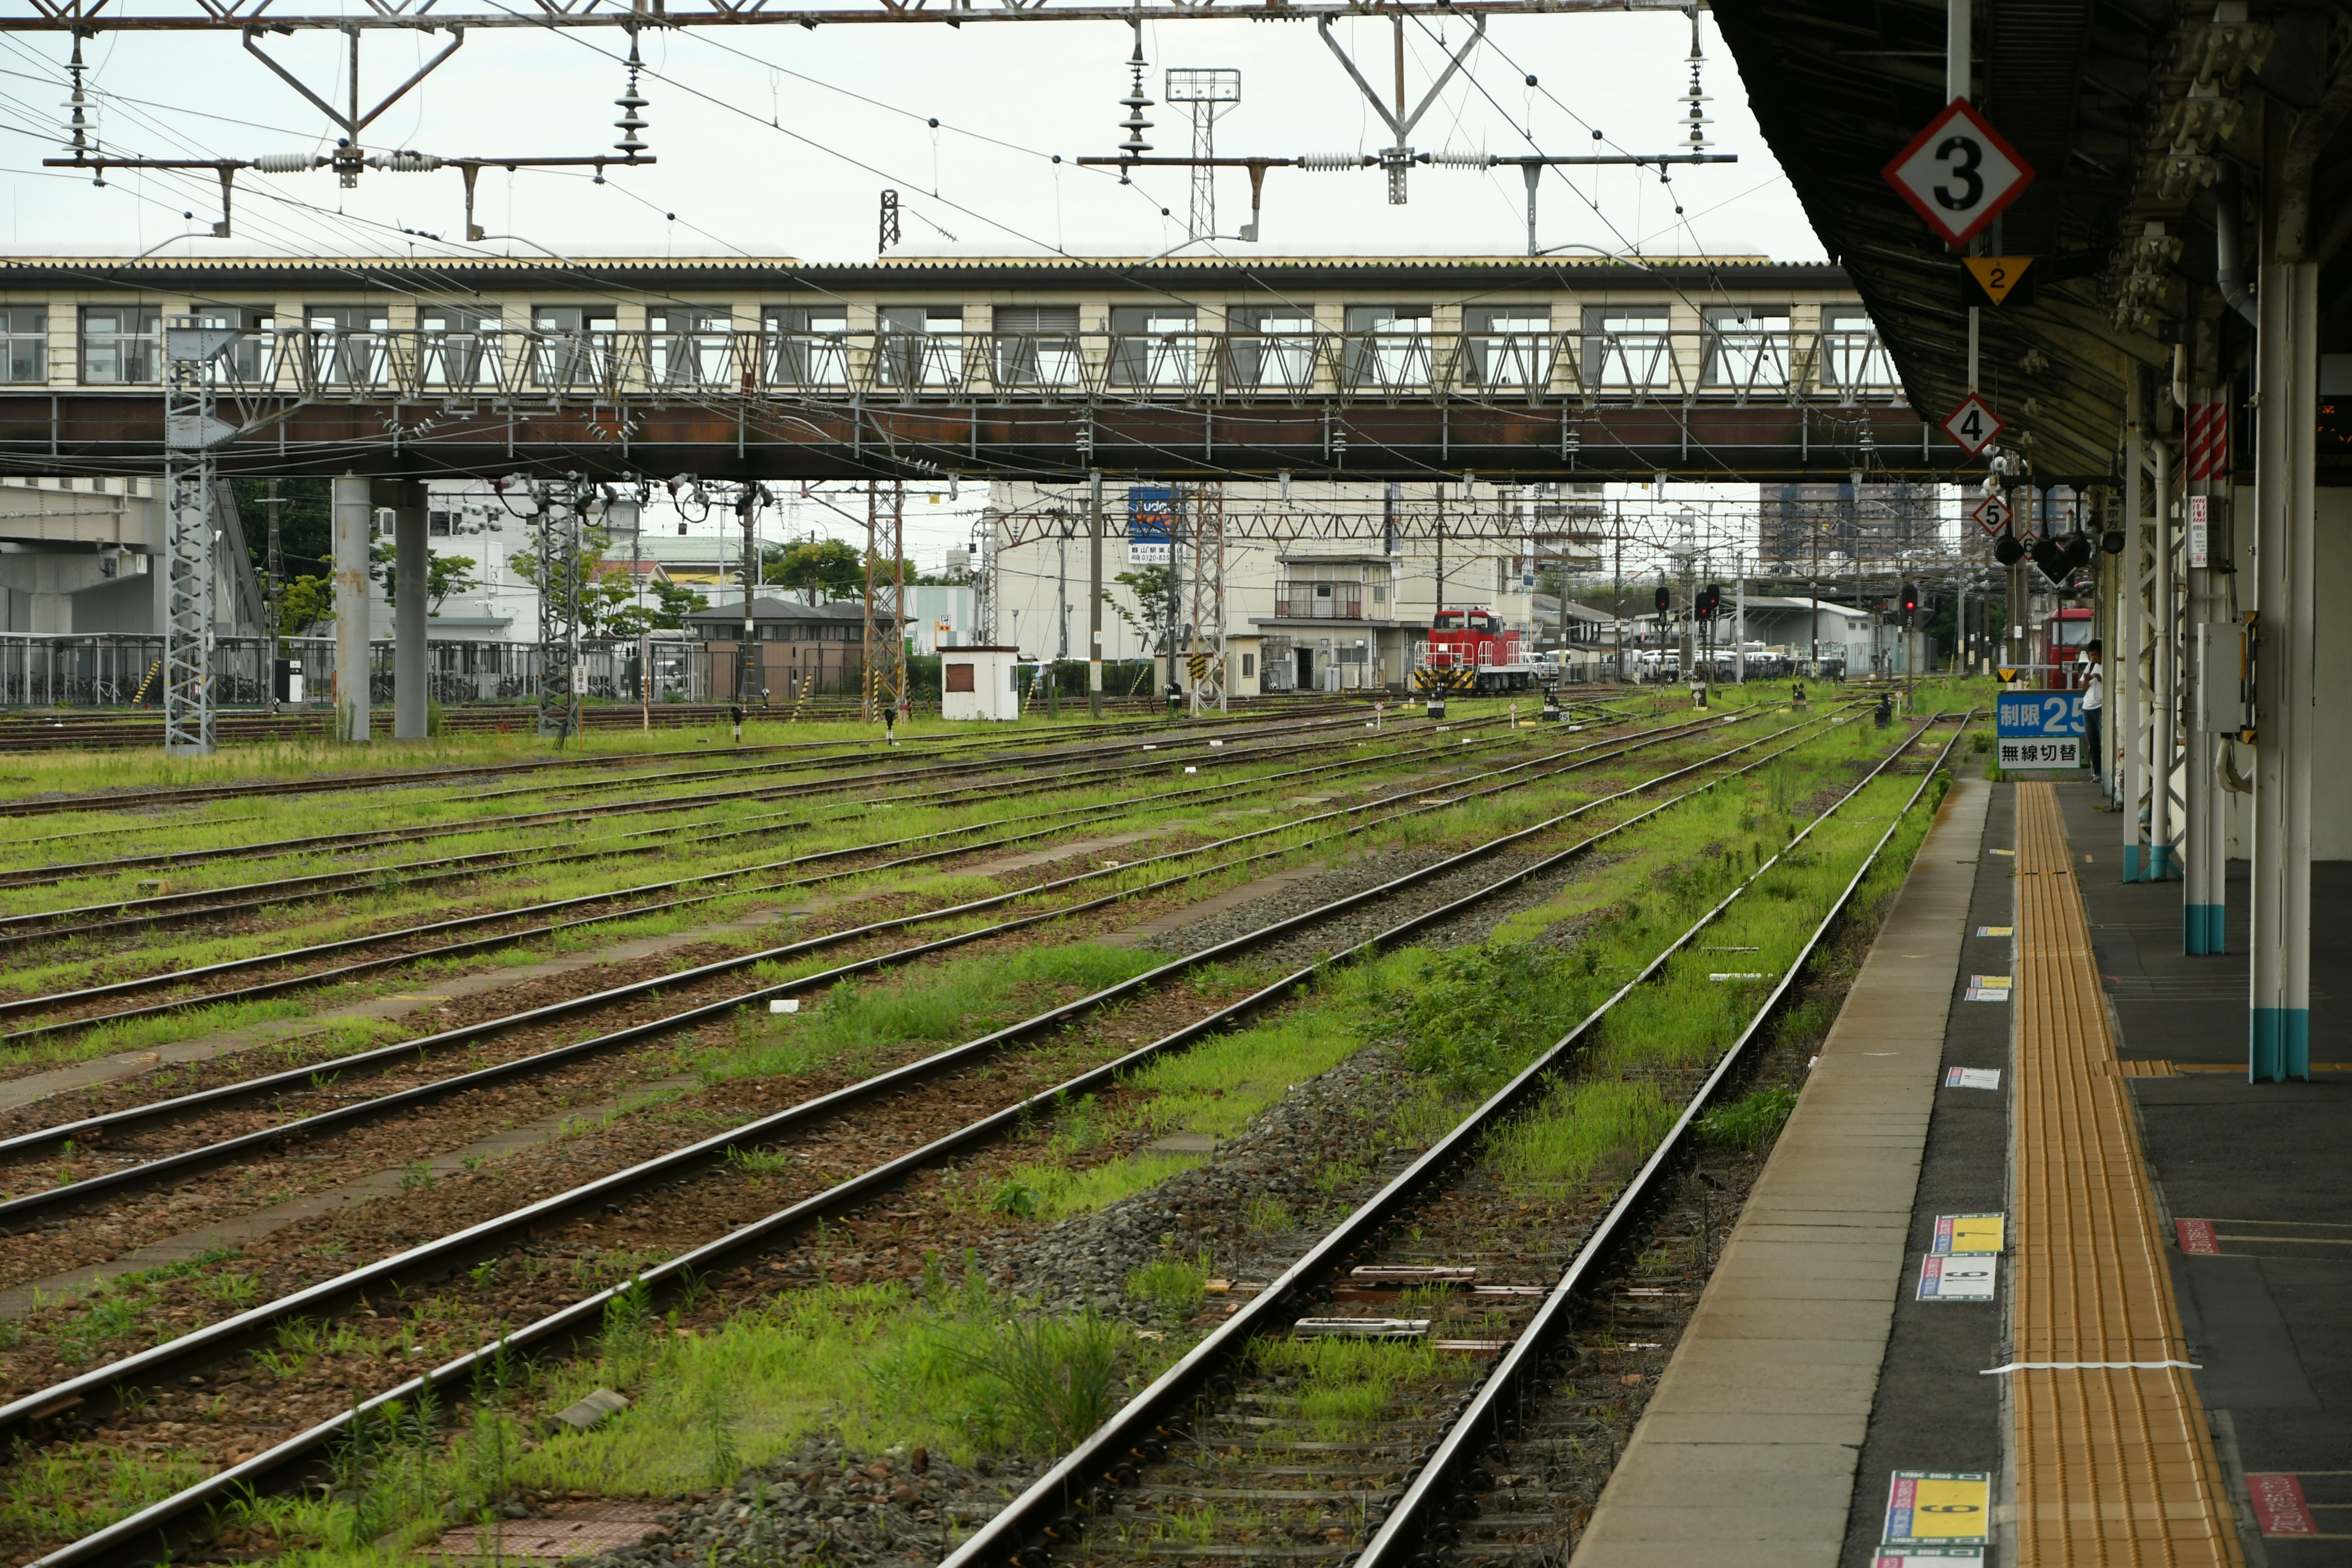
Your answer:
(1943, 393), (2005, 456)
(1883, 98), (2037, 248)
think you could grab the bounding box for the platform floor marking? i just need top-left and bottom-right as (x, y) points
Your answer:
(2247, 1474), (2318, 1537)
(1883, 1471), (1991, 1547)
(2010, 781), (2241, 1567)
(1918, 1254), (1997, 1301)
(1933, 1214), (2005, 1254)
(1945, 1066), (2002, 1090)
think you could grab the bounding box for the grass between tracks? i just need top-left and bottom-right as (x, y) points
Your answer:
(0, 715), (1567, 1063)
(0, 696), (1970, 1559)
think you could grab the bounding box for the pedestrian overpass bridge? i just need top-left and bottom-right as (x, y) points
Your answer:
(0, 254), (1959, 483)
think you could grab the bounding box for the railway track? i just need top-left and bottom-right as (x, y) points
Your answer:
(0, 699), (1407, 819)
(0, 709), (1571, 1040)
(0, 694), (1254, 755)
(0, 706), (1882, 1568)
(0, 707), (1812, 1216)
(0, 705), (1499, 897)
(948, 715), (1967, 1568)
(0, 713), (1539, 972)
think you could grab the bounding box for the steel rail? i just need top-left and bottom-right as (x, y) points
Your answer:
(0, 699), (1381, 815)
(0, 710), (1780, 1197)
(0, 713), (1548, 1038)
(19, 697), (1849, 1568)
(0, 713), (1521, 953)
(1349, 717), (1969, 1568)
(940, 715), (1967, 1568)
(0, 706), (1432, 894)
(0, 705), (1373, 888)
(0, 711), (1481, 941)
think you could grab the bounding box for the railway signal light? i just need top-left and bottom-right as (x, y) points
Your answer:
(1696, 583), (1721, 620)
(1654, 584), (1670, 615)
(1899, 582), (1920, 615)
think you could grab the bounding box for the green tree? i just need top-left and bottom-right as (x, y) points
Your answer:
(772, 538), (865, 603)
(1106, 566), (1174, 654)
(230, 477), (333, 580)
(608, 578), (708, 639)
(510, 524), (630, 635)
(279, 573), (335, 636)
(369, 541), (480, 614)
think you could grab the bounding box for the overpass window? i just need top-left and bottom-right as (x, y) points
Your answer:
(1344, 304), (1432, 390)
(1822, 305), (1893, 388)
(80, 305), (160, 385)
(993, 305), (1081, 390)
(649, 309), (735, 388)
(0, 306), (45, 383)
(880, 306), (962, 389)
(1581, 306), (1672, 391)
(189, 304), (274, 383)
(532, 306), (617, 388)
(1703, 305), (1790, 390)
(1465, 305), (1551, 391)
(304, 306), (391, 388)
(1109, 305), (1196, 389)
(1227, 305), (1316, 391)
(764, 306), (849, 387)
(419, 306), (502, 389)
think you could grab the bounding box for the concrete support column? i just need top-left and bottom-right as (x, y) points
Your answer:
(2122, 373), (2150, 878)
(2185, 381), (2226, 953)
(2150, 437), (2177, 880)
(390, 484), (428, 741)
(2250, 259), (2317, 1082)
(330, 475), (372, 744)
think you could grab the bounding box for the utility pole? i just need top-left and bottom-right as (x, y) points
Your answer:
(1088, 469), (1104, 718)
(1434, 484), (1446, 620)
(892, 482), (910, 719)
(263, 478), (283, 712)
(863, 481), (880, 723)
(737, 485), (760, 709)
(1809, 513), (1822, 678)
(1166, 486), (1183, 707)
(1611, 517), (1624, 682)
(1733, 555), (1746, 683)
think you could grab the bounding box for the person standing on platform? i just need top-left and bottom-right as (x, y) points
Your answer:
(2079, 640), (2105, 790)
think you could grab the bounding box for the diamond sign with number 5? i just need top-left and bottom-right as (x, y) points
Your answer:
(1883, 99), (2036, 248)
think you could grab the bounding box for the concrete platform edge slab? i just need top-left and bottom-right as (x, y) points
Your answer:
(1569, 772), (1988, 1567)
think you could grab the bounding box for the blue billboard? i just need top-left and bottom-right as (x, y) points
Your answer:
(1127, 486), (1174, 564)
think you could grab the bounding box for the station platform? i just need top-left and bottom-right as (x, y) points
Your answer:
(1572, 774), (2352, 1567)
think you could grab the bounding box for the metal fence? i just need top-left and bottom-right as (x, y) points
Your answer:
(0, 634), (748, 710)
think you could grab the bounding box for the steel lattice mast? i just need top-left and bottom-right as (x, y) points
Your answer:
(161, 317), (238, 756)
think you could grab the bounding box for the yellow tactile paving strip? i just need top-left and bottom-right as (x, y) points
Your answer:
(2011, 782), (2242, 1567)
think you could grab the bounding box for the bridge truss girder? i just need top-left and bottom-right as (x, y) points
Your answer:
(2, 396), (1972, 489)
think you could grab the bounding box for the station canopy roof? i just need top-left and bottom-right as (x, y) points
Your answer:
(1711, 0), (2352, 485)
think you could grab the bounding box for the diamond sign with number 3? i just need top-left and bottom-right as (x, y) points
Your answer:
(1883, 99), (2037, 248)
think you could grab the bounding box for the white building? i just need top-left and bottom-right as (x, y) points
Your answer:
(984, 477), (1606, 690)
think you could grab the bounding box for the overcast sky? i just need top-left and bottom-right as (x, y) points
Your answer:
(0, 9), (1813, 263)
(0, 9), (1863, 574)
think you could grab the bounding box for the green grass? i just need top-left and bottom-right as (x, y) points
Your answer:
(1252, 1336), (1439, 1440)
(1695, 1084), (1801, 1150)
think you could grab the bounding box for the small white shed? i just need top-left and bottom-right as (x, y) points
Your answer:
(941, 646), (1022, 722)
